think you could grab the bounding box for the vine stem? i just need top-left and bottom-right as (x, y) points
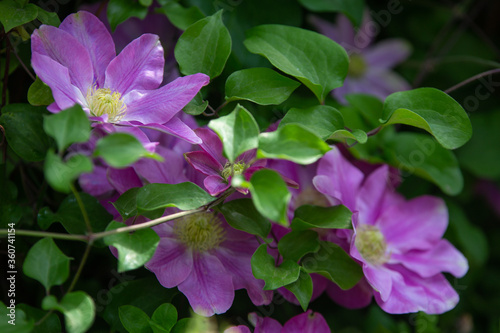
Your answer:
(445, 68), (500, 94)
(66, 242), (93, 294)
(70, 184), (93, 234)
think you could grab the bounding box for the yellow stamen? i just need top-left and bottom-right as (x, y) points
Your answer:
(355, 224), (389, 266)
(86, 86), (127, 122)
(173, 212), (226, 253)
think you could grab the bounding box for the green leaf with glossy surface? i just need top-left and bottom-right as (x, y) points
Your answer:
(107, 0), (148, 31)
(284, 268), (313, 311)
(23, 238), (70, 291)
(280, 105), (344, 140)
(385, 132), (463, 195)
(28, 76), (54, 106)
(249, 169), (291, 225)
(244, 24), (349, 102)
(225, 68), (300, 105)
(251, 244), (300, 290)
(298, 0), (365, 26)
(208, 104), (260, 162)
(44, 150), (93, 193)
(0, 302), (34, 333)
(136, 182), (214, 212)
(257, 123), (331, 164)
(220, 198), (271, 239)
(42, 292), (95, 333)
(0, 0), (38, 32)
(119, 305), (152, 333)
(156, 2), (204, 30)
(278, 230), (320, 262)
(175, 10), (231, 78)
(44, 104), (90, 152)
(328, 128), (368, 144)
(0, 103), (51, 161)
(302, 241), (362, 290)
(103, 221), (160, 272)
(291, 204), (352, 231)
(150, 303), (177, 333)
(95, 133), (163, 168)
(183, 92), (208, 115)
(36, 7), (60, 26)
(381, 88), (472, 149)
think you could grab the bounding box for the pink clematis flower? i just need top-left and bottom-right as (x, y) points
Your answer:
(309, 13), (411, 104)
(31, 11), (209, 143)
(242, 310), (330, 333)
(313, 147), (469, 314)
(145, 211), (272, 317)
(184, 128), (266, 196)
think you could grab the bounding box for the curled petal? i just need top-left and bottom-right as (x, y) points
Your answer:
(185, 151), (223, 176)
(282, 310), (331, 333)
(204, 175), (230, 196)
(195, 127), (225, 163)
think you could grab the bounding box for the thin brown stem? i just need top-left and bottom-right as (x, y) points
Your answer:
(445, 68), (500, 94)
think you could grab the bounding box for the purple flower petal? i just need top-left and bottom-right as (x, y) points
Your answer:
(391, 239), (469, 278)
(32, 26), (93, 94)
(146, 238), (194, 288)
(185, 151), (223, 176)
(79, 165), (114, 197)
(313, 147), (364, 210)
(146, 117), (202, 144)
(134, 146), (188, 184)
(195, 128), (225, 163)
(104, 34), (164, 95)
(356, 165), (394, 225)
(204, 175), (230, 196)
(308, 15), (356, 52)
(326, 278), (373, 309)
(363, 265), (395, 302)
(122, 73), (209, 124)
(178, 252), (234, 316)
(364, 39), (411, 69)
(216, 241), (273, 306)
(31, 53), (86, 111)
(282, 310), (330, 333)
(107, 167), (143, 194)
(249, 313), (282, 333)
(59, 11), (116, 87)
(378, 196), (448, 252)
(224, 326), (252, 333)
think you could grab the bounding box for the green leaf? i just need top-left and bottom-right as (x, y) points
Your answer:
(103, 221), (160, 273)
(298, 0), (365, 26)
(38, 192), (112, 235)
(244, 24), (349, 103)
(170, 318), (189, 333)
(280, 105), (344, 140)
(249, 169), (291, 225)
(291, 204), (352, 231)
(94, 133), (163, 168)
(220, 198), (271, 239)
(119, 305), (152, 333)
(251, 244), (300, 290)
(0, 302), (34, 333)
(278, 230), (320, 262)
(44, 150), (93, 193)
(381, 88), (472, 149)
(113, 187), (141, 220)
(302, 241), (363, 290)
(183, 92), (208, 115)
(0, 0), (38, 32)
(150, 303), (177, 333)
(257, 123), (331, 164)
(43, 104), (90, 152)
(225, 68), (300, 105)
(36, 7), (60, 26)
(103, 277), (177, 332)
(42, 292), (95, 333)
(385, 132), (463, 195)
(136, 182), (214, 212)
(0, 103), (51, 161)
(107, 0), (148, 31)
(156, 2), (204, 30)
(345, 94), (384, 129)
(175, 10), (231, 78)
(28, 76), (55, 106)
(208, 104), (260, 162)
(328, 128), (368, 144)
(23, 238), (70, 291)
(284, 268), (313, 311)
(139, 0), (153, 6)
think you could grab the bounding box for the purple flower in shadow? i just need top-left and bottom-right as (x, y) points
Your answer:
(184, 128), (266, 196)
(31, 11), (209, 144)
(313, 147), (469, 314)
(309, 13), (411, 104)
(145, 211), (272, 317)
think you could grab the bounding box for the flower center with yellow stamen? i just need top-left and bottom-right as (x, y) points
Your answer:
(221, 161), (246, 180)
(348, 53), (367, 78)
(86, 86), (127, 122)
(355, 224), (389, 266)
(173, 212), (226, 252)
